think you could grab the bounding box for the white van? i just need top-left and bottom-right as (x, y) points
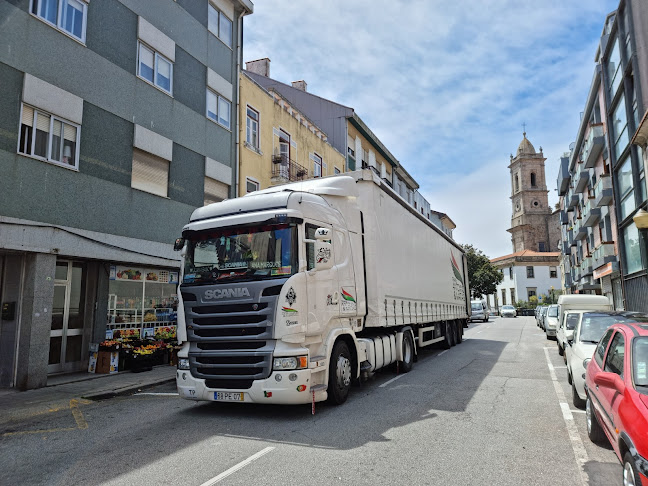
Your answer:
(555, 295), (612, 356)
(469, 300), (489, 322)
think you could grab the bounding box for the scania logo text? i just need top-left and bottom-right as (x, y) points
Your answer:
(204, 288), (251, 299)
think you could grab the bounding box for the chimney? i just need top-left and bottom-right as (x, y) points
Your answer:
(291, 80), (307, 92)
(245, 58), (270, 77)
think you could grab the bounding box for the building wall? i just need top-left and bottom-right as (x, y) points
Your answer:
(491, 262), (561, 308)
(238, 74), (345, 195)
(347, 123), (394, 180)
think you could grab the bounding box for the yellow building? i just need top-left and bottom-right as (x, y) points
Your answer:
(238, 72), (345, 196)
(346, 114), (394, 183)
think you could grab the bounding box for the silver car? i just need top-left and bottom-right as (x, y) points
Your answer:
(500, 305), (516, 318)
(544, 304), (559, 338)
(469, 300), (489, 322)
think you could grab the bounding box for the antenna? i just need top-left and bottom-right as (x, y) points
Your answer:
(522, 122), (526, 134)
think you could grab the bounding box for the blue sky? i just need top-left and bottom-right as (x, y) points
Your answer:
(244, 0), (618, 259)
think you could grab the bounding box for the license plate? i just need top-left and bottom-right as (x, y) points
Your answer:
(215, 391), (245, 402)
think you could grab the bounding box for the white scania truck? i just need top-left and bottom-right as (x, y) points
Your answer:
(174, 169), (470, 405)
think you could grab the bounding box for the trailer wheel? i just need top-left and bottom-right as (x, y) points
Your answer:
(455, 321), (463, 344)
(327, 341), (352, 405)
(441, 321), (452, 349)
(399, 331), (414, 373)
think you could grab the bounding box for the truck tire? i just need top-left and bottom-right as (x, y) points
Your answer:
(399, 331), (414, 373)
(441, 321), (452, 349)
(450, 322), (457, 347)
(455, 321), (463, 344)
(327, 341), (352, 405)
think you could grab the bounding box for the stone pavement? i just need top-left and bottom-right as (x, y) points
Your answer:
(0, 365), (176, 427)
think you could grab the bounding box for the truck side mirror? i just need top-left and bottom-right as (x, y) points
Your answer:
(314, 228), (333, 271)
(174, 238), (185, 251)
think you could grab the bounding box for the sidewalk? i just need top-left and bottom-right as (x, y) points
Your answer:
(0, 365), (176, 426)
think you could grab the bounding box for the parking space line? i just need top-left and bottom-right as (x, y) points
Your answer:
(134, 392), (179, 396)
(379, 374), (405, 388)
(199, 446), (275, 485)
(543, 348), (589, 486)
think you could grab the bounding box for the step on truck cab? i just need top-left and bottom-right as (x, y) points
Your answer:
(174, 170), (471, 406)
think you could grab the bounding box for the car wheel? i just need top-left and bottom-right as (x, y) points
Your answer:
(567, 367), (572, 385)
(623, 452), (641, 486)
(586, 395), (605, 443)
(572, 380), (586, 409)
(327, 341), (352, 405)
(558, 343), (564, 356)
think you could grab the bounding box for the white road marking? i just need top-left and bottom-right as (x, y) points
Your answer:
(543, 347), (589, 486)
(437, 350), (448, 357)
(554, 366), (567, 369)
(134, 392), (179, 396)
(200, 447), (275, 485)
(379, 374), (405, 388)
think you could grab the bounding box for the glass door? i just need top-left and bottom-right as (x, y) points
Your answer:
(48, 261), (87, 374)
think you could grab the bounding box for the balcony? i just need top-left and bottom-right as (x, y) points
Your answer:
(583, 125), (606, 169)
(564, 273), (573, 287)
(562, 241), (571, 254)
(582, 198), (601, 227)
(557, 156), (571, 196)
(574, 169), (590, 192)
(567, 193), (580, 210)
(593, 176), (613, 207)
(560, 210), (568, 225)
(574, 221), (588, 240)
(581, 256), (593, 277)
(271, 156), (309, 183)
(592, 242), (617, 270)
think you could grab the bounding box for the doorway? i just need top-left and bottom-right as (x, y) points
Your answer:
(49, 261), (87, 374)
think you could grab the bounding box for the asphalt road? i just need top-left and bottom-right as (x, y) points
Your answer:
(0, 316), (622, 485)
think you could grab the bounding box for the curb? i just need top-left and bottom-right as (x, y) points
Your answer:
(82, 377), (176, 401)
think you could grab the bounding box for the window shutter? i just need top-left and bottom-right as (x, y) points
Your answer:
(132, 148), (169, 197)
(22, 105), (34, 126)
(36, 112), (50, 132)
(204, 176), (228, 205)
(63, 123), (77, 142)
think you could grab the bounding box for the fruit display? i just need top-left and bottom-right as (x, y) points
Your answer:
(116, 269), (142, 280)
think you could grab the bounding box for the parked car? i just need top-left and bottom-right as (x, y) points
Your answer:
(585, 321), (648, 486)
(556, 310), (581, 359)
(535, 306), (544, 327)
(557, 294), (611, 334)
(500, 305), (516, 318)
(469, 300), (489, 323)
(538, 306), (548, 330)
(544, 304), (559, 339)
(567, 311), (648, 409)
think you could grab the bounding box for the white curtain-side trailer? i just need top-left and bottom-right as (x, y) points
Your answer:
(175, 169), (470, 407)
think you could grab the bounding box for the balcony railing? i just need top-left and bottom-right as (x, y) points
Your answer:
(593, 175), (613, 207)
(583, 124), (605, 169)
(557, 156), (570, 196)
(271, 155), (309, 182)
(581, 256), (593, 276)
(582, 197), (601, 227)
(575, 169), (590, 192)
(592, 242), (617, 270)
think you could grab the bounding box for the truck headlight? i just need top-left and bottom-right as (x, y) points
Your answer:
(178, 358), (190, 370)
(273, 356), (307, 370)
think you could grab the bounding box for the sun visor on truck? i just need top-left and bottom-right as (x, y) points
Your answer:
(189, 191), (293, 222)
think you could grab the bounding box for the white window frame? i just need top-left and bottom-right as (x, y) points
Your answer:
(334, 167), (341, 175)
(208, 3), (233, 48)
(206, 88), (231, 130)
(17, 103), (81, 171)
(30, 0), (88, 43)
(246, 177), (259, 194)
(137, 41), (174, 95)
(246, 105), (259, 150)
(313, 153), (323, 178)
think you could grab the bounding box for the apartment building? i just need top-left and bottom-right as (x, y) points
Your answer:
(0, 0), (253, 389)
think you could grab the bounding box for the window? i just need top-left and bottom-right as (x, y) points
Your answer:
(18, 104), (80, 170)
(204, 176), (228, 205)
(622, 224), (642, 275)
(531, 172), (536, 187)
(606, 37), (622, 99)
(526, 266), (534, 278)
(509, 267), (513, 279)
(595, 328), (615, 367)
(206, 89), (231, 129)
(313, 153), (322, 178)
(539, 241), (545, 252)
(501, 288), (507, 306)
(31, 0), (87, 42)
(305, 223), (330, 271)
(208, 3), (233, 48)
(138, 42), (173, 94)
(510, 288), (515, 304)
(131, 148), (169, 197)
(347, 147), (355, 171)
(612, 94), (628, 160)
(334, 167), (341, 175)
(527, 288), (536, 300)
(246, 106), (259, 149)
(246, 178), (259, 194)
(514, 174), (520, 192)
(617, 156), (635, 220)
(549, 266), (557, 278)
(604, 332), (625, 377)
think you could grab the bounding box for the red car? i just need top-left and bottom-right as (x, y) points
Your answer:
(585, 322), (648, 485)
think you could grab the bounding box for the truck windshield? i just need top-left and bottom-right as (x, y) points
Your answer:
(182, 224), (297, 284)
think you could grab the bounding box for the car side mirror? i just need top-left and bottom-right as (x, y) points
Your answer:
(565, 330), (574, 341)
(594, 372), (625, 395)
(314, 228), (333, 271)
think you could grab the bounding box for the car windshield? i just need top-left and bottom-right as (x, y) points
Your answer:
(548, 306), (558, 317)
(578, 313), (646, 344)
(634, 337), (648, 390)
(503, 306), (514, 310)
(182, 224), (297, 285)
(565, 313), (580, 330)
(471, 303), (482, 311)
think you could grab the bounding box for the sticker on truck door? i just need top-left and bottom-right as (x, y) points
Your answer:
(341, 288), (356, 312)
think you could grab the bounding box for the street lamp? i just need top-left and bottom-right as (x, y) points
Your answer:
(633, 208), (648, 230)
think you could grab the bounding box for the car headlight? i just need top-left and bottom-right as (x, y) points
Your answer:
(273, 356), (308, 370)
(582, 358), (591, 370)
(177, 358), (190, 370)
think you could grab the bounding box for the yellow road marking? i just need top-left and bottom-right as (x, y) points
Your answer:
(69, 399), (88, 430)
(1, 399), (89, 437)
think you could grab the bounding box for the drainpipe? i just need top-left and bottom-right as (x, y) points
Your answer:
(234, 9), (244, 198)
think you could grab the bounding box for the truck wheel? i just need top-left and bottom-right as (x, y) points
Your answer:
(586, 395), (605, 443)
(441, 321), (452, 349)
(455, 321), (462, 344)
(399, 331), (414, 373)
(327, 341), (352, 405)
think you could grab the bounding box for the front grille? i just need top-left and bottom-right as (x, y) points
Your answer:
(193, 303), (268, 315)
(194, 315), (266, 325)
(198, 341), (266, 351)
(205, 379), (254, 390)
(194, 327), (266, 338)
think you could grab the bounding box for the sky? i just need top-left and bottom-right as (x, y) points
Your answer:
(243, 0), (619, 259)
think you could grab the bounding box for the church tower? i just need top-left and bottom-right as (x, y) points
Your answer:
(507, 132), (552, 253)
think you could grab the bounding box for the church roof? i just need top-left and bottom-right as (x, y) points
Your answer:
(517, 132), (536, 155)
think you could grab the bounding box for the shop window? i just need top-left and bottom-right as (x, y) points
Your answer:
(208, 2), (233, 48)
(204, 176), (228, 205)
(30, 0), (88, 42)
(137, 41), (173, 95)
(622, 224), (642, 275)
(131, 148), (169, 197)
(207, 89), (231, 129)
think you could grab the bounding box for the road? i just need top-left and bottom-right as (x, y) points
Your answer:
(0, 316), (622, 485)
